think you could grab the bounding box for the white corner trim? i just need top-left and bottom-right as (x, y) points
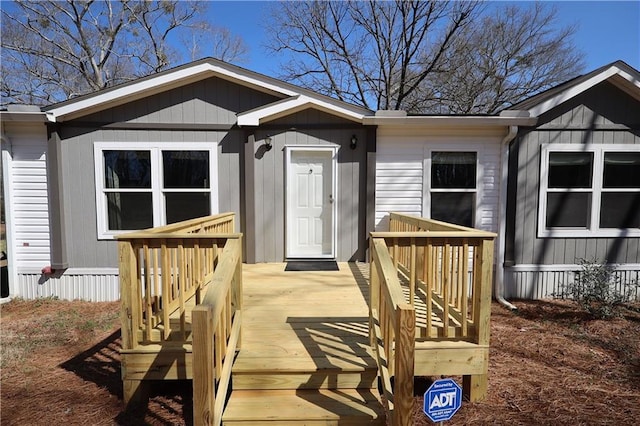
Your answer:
(528, 66), (640, 117)
(1, 142), (18, 291)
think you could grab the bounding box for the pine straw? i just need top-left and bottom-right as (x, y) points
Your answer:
(1, 299), (639, 425)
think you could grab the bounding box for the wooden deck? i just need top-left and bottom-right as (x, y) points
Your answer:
(223, 262), (385, 425)
(118, 213), (495, 426)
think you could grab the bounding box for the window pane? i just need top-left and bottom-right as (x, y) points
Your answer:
(548, 152), (592, 188)
(546, 192), (590, 228)
(163, 151), (210, 188)
(431, 193), (474, 227)
(107, 193), (153, 230)
(104, 151), (151, 188)
(603, 153), (640, 188)
(600, 192), (640, 228)
(165, 193), (210, 224)
(432, 152), (476, 189)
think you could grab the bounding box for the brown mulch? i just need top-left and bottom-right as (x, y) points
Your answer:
(1, 298), (639, 425)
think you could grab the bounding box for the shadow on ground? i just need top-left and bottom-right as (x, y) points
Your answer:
(59, 329), (192, 425)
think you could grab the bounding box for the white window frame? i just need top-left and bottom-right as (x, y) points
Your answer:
(94, 141), (218, 239)
(423, 145), (481, 228)
(538, 144), (640, 238)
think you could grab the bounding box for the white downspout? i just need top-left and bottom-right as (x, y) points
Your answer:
(496, 126), (518, 311)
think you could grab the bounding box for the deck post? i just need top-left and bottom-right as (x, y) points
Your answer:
(369, 239), (380, 346)
(233, 236), (243, 350)
(118, 241), (136, 353)
(122, 379), (148, 409)
(192, 304), (215, 426)
(394, 303), (415, 426)
(463, 238), (494, 402)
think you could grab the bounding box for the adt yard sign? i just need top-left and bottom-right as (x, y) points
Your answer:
(423, 378), (462, 423)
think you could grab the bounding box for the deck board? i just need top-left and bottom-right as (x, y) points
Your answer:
(239, 262), (373, 360)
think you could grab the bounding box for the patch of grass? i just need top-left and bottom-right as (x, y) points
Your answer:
(0, 299), (119, 370)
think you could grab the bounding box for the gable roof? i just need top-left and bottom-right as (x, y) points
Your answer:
(510, 60), (640, 117)
(43, 57), (372, 123)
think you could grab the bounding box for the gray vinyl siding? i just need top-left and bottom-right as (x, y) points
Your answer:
(508, 81), (640, 267)
(79, 77), (279, 125)
(55, 78), (279, 268)
(245, 110), (368, 263)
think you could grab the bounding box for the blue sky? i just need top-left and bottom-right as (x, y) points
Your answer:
(206, 1), (640, 77)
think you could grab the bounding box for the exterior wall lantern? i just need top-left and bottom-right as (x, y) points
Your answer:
(350, 135), (358, 150)
(264, 136), (273, 151)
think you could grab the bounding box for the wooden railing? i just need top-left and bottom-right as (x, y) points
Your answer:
(382, 213), (495, 341)
(370, 238), (415, 426)
(192, 236), (243, 426)
(370, 213), (496, 425)
(117, 212), (236, 350)
(117, 213), (241, 425)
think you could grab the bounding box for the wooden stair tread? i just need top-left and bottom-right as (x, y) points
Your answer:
(235, 337), (374, 361)
(233, 353), (378, 373)
(222, 389), (384, 424)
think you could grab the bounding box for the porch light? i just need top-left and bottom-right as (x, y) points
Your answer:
(264, 136), (273, 150)
(350, 135), (357, 150)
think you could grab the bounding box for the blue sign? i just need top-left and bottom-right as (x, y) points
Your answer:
(423, 378), (462, 422)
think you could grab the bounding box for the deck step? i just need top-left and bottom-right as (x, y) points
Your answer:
(221, 389), (385, 425)
(232, 336), (378, 390)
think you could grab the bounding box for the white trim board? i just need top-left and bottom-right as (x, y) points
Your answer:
(237, 95), (367, 126)
(16, 267), (119, 275)
(528, 65), (640, 117)
(47, 60), (372, 122)
(506, 263), (640, 272)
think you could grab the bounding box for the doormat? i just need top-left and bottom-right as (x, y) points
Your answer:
(285, 261), (339, 271)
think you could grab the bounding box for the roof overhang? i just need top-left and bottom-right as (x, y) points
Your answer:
(43, 58), (373, 123)
(237, 94), (370, 126)
(0, 109), (48, 123)
(45, 61), (304, 122)
(527, 64), (640, 117)
(363, 113), (536, 128)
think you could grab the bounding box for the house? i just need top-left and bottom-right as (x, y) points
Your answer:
(503, 61), (640, 299)
(1, 58), (638, 302)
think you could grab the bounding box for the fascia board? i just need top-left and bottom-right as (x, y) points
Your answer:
(0, 111), (48, 122)
(362, 115), (537, 127)
(237, 95), (368, 126)
(528, 66), (640, 117)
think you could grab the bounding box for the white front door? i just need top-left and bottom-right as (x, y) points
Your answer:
(286, 149), (336, 258)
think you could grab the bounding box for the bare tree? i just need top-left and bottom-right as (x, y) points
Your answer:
(267, 0), (480, 111)
(267, 1), (584, 113)
(420, 3), (585, 114)
(181, 23), (248, 63)
(0, 0), (240, 106)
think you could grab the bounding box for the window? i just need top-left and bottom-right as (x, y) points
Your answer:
(427, 151), (477, 227)
(94, 142), (218, 239)
(539, 144), (640, 237)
